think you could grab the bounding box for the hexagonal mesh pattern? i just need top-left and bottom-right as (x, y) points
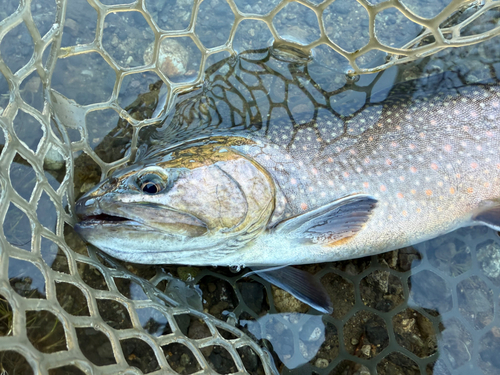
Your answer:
(1, 0), (500, 374)
(230, 225), (500, 374)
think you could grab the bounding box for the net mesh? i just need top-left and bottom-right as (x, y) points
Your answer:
(1, 0), (500, 374)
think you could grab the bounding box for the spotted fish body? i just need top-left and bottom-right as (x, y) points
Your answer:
(227, 83), (500, 265)
(75, 81), (500, 267)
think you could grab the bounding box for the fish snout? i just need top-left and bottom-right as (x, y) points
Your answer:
(75, 196), (102, 220)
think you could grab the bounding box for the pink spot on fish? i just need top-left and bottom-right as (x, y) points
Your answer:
(291, 178), (297, 184)
(363, 182), (369, 188)
(471, 162), (478, 169)
(410, 166), (417, 173)
(344, 172), (349, 178)
(380, 185), (387, 192)
(301, 203), (308, 210)
(312, 168), (318, 175)
(397, 192), (404, 198)
(431, 163), (438, 170)
(444, 144), (452, 152)
(386, 159), (392, 166)
(409, 144), (416, 150)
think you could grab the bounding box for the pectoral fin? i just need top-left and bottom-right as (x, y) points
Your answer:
(274, 194), (377, 245)
(473, 202), (500, 230)
(251, 266), (333, 314)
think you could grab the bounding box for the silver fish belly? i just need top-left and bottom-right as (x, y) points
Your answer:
(75, 82), (500, 267)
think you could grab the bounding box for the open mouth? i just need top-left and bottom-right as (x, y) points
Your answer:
(80, 214), (131, 223)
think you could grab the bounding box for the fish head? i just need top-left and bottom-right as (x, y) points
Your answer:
(74, 139), (276, 264)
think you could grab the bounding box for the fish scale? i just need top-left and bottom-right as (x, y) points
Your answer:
(225, 82), (500, 264)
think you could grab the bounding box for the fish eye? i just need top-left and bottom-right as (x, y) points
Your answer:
(136, 171), (167, 195)
(141, 181), (162, 194)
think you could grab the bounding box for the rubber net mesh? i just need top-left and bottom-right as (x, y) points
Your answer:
(1, 0), (500, 374)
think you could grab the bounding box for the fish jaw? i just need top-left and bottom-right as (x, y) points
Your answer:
(73, 219), (241, 265)
(74, 192), (212, 260)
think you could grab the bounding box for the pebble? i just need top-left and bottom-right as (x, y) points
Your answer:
(271, 286), (309, 313)
(314, 358), (329, 368)
(361, 344), (371, 357)
(143, 39), (189, 77)
(44, 146), (65, 170)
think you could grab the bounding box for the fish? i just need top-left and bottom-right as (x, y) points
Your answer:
(73, 72), (500, 312)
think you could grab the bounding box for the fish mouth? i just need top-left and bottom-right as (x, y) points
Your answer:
(74, 197), (141, 227)
(73, 195), (208, 238)
(76, 213), (136, 225)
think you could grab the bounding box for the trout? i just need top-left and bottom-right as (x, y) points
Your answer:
(74, 79), (500, 271)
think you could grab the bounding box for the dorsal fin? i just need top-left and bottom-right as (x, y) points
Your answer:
(274, 194), (377, 245)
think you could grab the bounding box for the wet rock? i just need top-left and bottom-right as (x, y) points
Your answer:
(360, 344), (371, 357)
(239, 282), (265, 314)
(315, 358), (329, 368)
(210, 301), (229, 316)
(365, 319), (389, 347)
(398, 247), (421, 271)
(188, 320), (213, 357)
(43, 146), (65, 171)
(271, 286), (309, 313)
(143, 39), (189, 77)
(177, 266), (200, 281)
(478, 241), (500, 280)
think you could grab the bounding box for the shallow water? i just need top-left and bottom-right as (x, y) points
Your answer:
(2, 0), (500, 374)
